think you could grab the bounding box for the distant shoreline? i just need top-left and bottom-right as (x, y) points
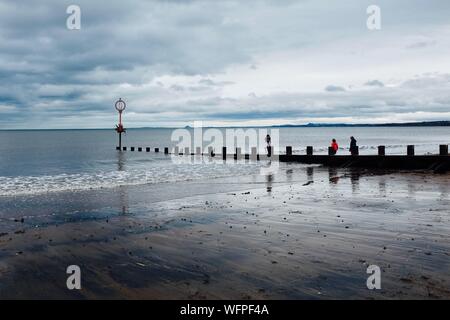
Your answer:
(1, 120), (449, 131)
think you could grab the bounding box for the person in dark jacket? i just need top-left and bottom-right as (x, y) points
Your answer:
(265, 134), (272, 156)
(350, 136), (358, 155)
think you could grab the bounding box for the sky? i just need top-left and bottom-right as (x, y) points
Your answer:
(1, 0), (450, 129)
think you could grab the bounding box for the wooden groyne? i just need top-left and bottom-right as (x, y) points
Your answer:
(279, 154), (450, 172)
(279, 145), (450, 173)
(116, 144), (450, 172)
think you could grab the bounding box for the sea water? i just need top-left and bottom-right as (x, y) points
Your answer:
(0, 127), (448, 196)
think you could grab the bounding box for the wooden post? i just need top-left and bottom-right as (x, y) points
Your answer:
(164, 147), (169, 154)
(131, 147), (135, 151)
(407, 145), (415, 156)
(222, 147), (227, 160)
(235, 147), (241, 160)
(123, 147), (127, 151)
(286, 146), (292, 156)
(328, 147), (334, 156)
(439, 145), (448, 156)
(146, 147), (150, 152)
(116, 146), (120, 150)
(138, 147), (142, 152)
(155, 148), (159, 153)
(306, 146), (313, 156)
(378, 146), (385, 156)
(251, 147), (257, 160)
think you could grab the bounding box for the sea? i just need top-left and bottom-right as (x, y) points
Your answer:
(0, 127), (448, 197)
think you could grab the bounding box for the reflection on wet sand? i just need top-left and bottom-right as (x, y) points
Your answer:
(117, 150), (126, 172)
(117, 152), (129, 214)
(306, 166), (314, 182)
(118, 187), (129, 215)
(285, 168), (293, 183)
(266, 174), (273, 193)
(328, 167), (339, 184)
(378, 176), (387, 197)
(407, 179), (418, 198)
(349, 168), (360, 193)
(438, 179), (449, 200)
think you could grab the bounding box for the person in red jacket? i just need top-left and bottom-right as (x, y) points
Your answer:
(330, 139), (339, 155)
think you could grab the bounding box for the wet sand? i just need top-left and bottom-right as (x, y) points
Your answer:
(0, 164), (449, 299)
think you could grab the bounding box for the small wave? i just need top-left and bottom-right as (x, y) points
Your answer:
(0, 161), (262, 197)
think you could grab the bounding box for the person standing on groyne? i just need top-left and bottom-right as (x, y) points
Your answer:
(330, 139), (339, 155)
(350, 136), (358, 155)
(266, 134), (272, 156)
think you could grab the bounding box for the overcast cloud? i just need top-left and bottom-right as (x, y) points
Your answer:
(1, 0), (450, 128)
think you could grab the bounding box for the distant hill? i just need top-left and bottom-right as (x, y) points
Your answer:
(273, 121), (450, 128)
(6, 120), (448, 131)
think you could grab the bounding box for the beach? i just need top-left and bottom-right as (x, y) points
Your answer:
(3, 0), (450, 307)
(1, 163), (449, 299)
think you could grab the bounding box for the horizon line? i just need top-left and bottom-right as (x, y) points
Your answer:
(0, 120), (449, 131)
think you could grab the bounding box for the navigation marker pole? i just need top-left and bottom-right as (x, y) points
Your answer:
(115, 98), (126, 150)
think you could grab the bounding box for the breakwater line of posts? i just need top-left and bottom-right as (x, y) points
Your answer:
(116, 144), (450, 172)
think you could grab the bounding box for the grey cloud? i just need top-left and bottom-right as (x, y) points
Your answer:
(325, 85), (346, 92)
(156, 73), (450, 121)
(198, 79), (216, 86)
(198, 79), (234, 86)
(1, 0), (450, 128)
(401, 73), (450, 89)
(365, 80), (384, 87)
(170, 84), (185, 92)
(406, 40), (437, 49)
